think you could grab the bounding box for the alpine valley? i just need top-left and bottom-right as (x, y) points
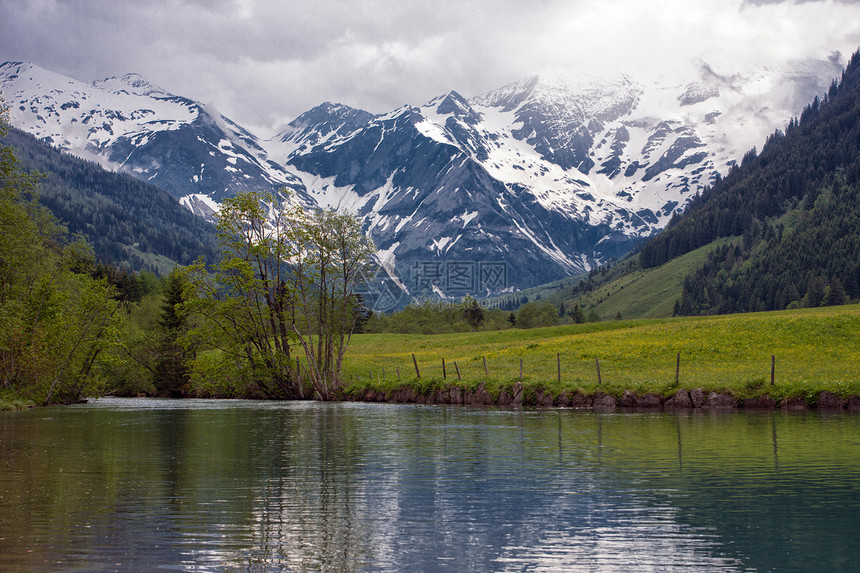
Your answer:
(0, 56), (845, 302)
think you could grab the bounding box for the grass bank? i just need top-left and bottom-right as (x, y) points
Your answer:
(342, 304), (860, 405)
(0, 391), (35, 411)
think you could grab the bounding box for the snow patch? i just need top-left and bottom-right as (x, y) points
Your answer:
(180, 193), (220, 218)
(414, 117), (453, 146)
(456, 210), (479, 228)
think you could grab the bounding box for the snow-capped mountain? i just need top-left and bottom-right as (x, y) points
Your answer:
(286, 92), (639, 295)
(266, 102), (375, 164)
(280, 57), (843, 294)
(1, 57), (843, 300)
(0, 61), (308, 217)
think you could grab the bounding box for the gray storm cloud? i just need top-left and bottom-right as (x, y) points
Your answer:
(2, 0), (859, 136)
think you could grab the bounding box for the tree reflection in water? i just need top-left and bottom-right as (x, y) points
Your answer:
(0, 400), (858, 572)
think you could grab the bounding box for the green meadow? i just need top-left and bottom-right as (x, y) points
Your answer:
(342, 303), (860, 403)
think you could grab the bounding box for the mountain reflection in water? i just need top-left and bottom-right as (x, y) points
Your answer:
(1, 399), (857, 572)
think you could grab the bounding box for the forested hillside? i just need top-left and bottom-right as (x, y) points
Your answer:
(1, 126), (218, 272)
(636, 50), (860, 315)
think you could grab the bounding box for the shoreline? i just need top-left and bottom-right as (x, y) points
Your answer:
(341, 384), (860, 411)
(6, 386), (860, 412)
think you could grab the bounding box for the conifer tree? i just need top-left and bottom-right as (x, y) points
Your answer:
(571, 303), (585, 324)
(154, 270), (192, 397)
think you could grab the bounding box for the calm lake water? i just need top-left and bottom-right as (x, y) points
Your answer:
(1, 399), (859, 572)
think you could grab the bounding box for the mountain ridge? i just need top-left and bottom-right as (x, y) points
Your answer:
(1, 56), (845, 300)
(0, 61), (310, 214)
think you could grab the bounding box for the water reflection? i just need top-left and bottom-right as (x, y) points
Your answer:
(1, 399), (859, 571)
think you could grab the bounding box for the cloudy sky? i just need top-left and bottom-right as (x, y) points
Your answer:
(2, 0), (860, 136)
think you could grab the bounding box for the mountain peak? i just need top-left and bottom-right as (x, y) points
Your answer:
(268, 102), (374, 161)
(285, 102), (372, 131)
(92, 73), (170, 97)
(431, 90), (482, 125)
(533, 67), (634, 88)
(470, 75), (539, 112)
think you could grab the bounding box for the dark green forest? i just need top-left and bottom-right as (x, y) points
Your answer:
(1, 126), (218, 273)
(636, 49), (860, 315)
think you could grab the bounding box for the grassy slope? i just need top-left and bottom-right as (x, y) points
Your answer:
(548, 237), (738, 320)
(342, 303), (860, 402)
(490, 273), (586, 309)
(123, 246), (179, 276)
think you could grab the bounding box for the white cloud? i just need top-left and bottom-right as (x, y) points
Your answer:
(1, 0), (859, 136)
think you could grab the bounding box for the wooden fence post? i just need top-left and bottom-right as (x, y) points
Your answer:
(442, 358), (447, 379)
(596, 357), (602, 386)
(519, 358), (523, 380)
(412, 353), (420, 379)
(454, 361), (461, 381)
(557, 353), (561, 384)
(483, 356), (488, 377)
(675, 352), (681, 386)
(771, 355), (775, 386)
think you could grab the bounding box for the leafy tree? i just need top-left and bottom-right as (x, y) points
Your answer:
(516, 301), (559, 329)
(184, 191), (304, 398)
(364, 301), (513, 334)
(0, 101), (120, 403)
(289, 206), (376, 397)
(105, 286), (162, 397)
(184, 190), (375, 400)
